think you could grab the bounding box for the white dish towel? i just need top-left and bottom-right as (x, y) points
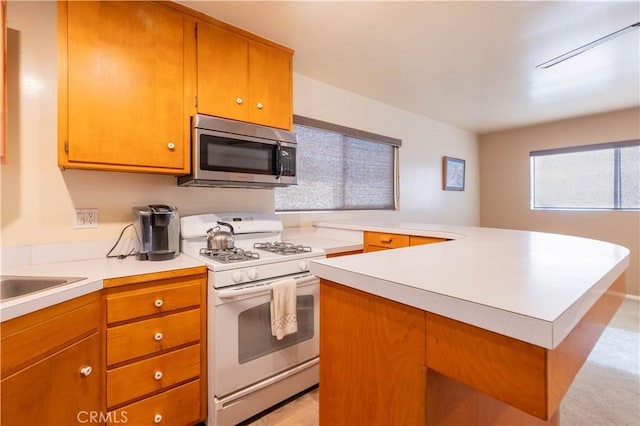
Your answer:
(270, 278), (298, 340)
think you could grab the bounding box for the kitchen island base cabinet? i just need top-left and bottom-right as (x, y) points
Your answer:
(319, 273), (625, 425)
(319, 280), (427, 425)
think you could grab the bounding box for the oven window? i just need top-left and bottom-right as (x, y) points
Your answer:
(238, 295), (314, 364)
(200, 134), (276, 175)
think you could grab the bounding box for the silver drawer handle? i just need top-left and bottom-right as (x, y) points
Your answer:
(80, 366), (92, 377)
(154, 371), (163, 380)
(154, 299), (163, 308)
(256, 102), (263, 110)
(236, 97), (243, 105)
(154, 332), (163, 341)
(154, 414), (163, 424)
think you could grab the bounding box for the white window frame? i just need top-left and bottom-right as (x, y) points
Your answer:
(530, 140), (640, 211)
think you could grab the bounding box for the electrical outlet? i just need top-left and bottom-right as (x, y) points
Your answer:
(74, 209), (98, 229)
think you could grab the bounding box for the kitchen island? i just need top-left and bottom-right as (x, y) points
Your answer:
(309, 221), (629, 425)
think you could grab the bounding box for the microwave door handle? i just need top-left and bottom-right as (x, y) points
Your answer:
(275, 141), (283, 179)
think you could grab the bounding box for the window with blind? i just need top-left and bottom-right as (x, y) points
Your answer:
(275, 116), (400, 212)
(530, 140), (640, 210)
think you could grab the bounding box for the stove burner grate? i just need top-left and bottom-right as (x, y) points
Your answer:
(199, 247), (260, 263)
(253, 241), (313, 255)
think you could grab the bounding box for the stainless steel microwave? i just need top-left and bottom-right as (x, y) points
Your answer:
(178, 114), (297, 188)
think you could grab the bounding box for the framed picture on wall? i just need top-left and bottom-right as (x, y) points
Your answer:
(443, 156), (465, 191)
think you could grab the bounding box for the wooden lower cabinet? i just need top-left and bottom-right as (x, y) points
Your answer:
(363, 231), (447, 252)
(319, 279), (427, 425)
(104, 268), (207, 425)
(0, 293), (102, 426)
(319, 274), (625, 425)
(1, 334), (102, 426)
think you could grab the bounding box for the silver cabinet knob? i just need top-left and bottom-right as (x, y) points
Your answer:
(236, 97), (243, 105)
(167, 142), (175, 150)
(154, 299), (163, 308)
(154, 414), (163, 424)
(154, 371), (163, 380)
(154, 332), (163, 341)
(256, 102), (263, 110)
(80, 366), (92, 377)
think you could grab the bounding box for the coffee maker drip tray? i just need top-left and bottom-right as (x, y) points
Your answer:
(143, 249), (177, 261)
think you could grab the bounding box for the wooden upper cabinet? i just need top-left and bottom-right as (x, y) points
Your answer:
(59, 1), (190, 174)
(196, 20), (293, 130)
(247, 42), (292, 130)
(197, 22), (249, 123)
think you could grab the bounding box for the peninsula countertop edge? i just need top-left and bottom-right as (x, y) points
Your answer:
(309, 221), (630, 349)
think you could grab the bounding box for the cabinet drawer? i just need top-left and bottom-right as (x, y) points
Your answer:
(364, 232), (410, 250)
(107, 309), (200, 366)
(106, 278), (201, 324)
(107, 344), (200, 408)
(107, 379), (201, 426)
(1, 292), (99, 378)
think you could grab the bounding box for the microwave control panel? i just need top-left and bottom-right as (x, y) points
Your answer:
(280, 146), (296, 176)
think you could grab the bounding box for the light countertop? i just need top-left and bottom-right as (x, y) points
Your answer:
(1, 255), (205, 322)
(310, 220), (630, 349)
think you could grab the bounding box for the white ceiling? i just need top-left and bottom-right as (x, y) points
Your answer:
(180, 1), (640, 134)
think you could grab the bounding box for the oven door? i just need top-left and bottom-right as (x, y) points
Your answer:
(212, 273), (319, 398)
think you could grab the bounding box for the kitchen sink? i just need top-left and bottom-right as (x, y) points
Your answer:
(0, 276), (87, 301)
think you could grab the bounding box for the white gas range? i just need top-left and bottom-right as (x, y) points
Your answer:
(180, 212), (324, 426)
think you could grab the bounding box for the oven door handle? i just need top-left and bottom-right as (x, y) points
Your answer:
(217, 274), (318, 299)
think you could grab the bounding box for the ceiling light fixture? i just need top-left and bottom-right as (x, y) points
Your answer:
(536, 21), (640, 69)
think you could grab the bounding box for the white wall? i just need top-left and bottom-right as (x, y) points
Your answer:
(282, 74), (480, 228)
(0, 2), (479, 249)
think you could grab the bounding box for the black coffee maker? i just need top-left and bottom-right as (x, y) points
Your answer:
(133, 205), (179, 261)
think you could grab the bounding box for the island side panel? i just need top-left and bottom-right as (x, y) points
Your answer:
(547, 273), (626, 416)
(319, 279), (427, 426)
(425, 312), (548, 419)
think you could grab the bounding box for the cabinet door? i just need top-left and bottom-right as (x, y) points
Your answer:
(64, 1), (185, 171)
(1, 334), (102, 426)
(248, 42), (292, 130)
(197, 21), (249, 122)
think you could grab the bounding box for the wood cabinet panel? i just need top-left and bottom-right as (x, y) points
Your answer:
(248, 41), (292, 130)
(107, 380), (201, 426)
(426, 312), (548, 418)
(1, 292), (99, 378)
(59, 1), (189, 173)
(326, 249), (363, 258)
(107, 308), (200, 366)
(1, 333), (102, 426)
(410, 235), (447, 246)
(1, 0), (5, 164)
(107, 344), (200, 408)
(103, 265), (207, 288)
(319, 279), (427, 426)
(106, 278), (201, 324)
(197, 21), (248, 122)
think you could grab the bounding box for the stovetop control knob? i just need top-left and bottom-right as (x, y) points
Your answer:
(232, 270), (243, 283)
(298, 260), (308, 271)
(247, 268), (258, 280)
